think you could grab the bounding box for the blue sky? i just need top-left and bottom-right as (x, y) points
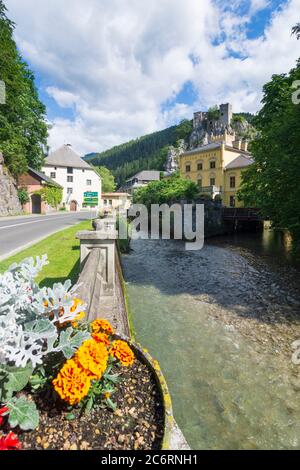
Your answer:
(5, 0), (300, 154)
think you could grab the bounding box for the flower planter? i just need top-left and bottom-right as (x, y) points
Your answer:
(0, 255), (176, 451)
(115, 335), (174, 450)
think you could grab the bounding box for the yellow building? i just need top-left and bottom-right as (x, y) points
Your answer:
(179, 136), (253, 207)
(101, 192), (132, 213)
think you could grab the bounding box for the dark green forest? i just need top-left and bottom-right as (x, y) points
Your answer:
(0, 0), (47, 176)
(84, 121), (192, 186)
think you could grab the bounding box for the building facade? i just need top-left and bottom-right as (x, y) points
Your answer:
(101, 193), (132, 213)
(42, 144), (101, 211)
(124, 170), (161, 195)
(179, 135), (253, 207)
(18, 168), (63, 214)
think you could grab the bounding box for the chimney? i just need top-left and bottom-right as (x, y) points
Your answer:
(232, 139), (241, 150)
(241, 140), (248, 152)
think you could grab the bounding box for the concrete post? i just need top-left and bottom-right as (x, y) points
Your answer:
(76, 229), (117, 295)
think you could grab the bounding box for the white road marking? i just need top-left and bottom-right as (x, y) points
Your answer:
(0, 214), (85, 231)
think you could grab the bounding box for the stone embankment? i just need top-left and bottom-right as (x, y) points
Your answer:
(0, 153), (21, 216)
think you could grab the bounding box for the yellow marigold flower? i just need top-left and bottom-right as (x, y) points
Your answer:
(92, 332), (110, 347)
(110, 340), (134, 367)
(91, 319), (114, 336)
(72, 311), (86, 328)
(104, 392), (111, 400)
(52, 359), (91, 405)
(71, 298), (84, 312)
(76, 339), (109, 380)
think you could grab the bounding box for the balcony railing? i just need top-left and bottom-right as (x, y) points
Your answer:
(198, 186), (222, 194)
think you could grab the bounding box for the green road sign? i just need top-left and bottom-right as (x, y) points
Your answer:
(84, 192), (98, 198)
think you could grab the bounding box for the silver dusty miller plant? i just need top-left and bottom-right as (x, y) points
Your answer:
(0, 255), (90, 368)
(0, 255), (91, 432)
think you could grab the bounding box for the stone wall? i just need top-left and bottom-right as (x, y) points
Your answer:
(0, 153), (22, 216)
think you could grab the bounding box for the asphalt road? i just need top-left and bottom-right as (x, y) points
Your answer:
(0, 211), (97, 261)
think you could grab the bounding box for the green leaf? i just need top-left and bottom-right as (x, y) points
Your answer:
(25, 319), (56, 338)
(0, 365), (33, 400)
(66, 413), (76, 421)
(85, 397), (94, 414)
(53, 328), (90, 359)
(106, 398), (117, 412)
(7, 396), (39, 431)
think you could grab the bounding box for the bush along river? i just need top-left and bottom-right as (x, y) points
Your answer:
(122, 229), (300, 450)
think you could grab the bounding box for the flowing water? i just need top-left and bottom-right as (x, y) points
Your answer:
(122, 230), (300, 450)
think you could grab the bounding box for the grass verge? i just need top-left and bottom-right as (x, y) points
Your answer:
(0, 220), (91, 287)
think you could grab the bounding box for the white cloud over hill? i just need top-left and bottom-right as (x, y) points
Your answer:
(5, 0), (300, 154)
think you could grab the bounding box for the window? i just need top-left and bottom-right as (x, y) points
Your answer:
(67, 167), (73, 174)
(197, 179), (202, 188)
(109, 200), (113, 206)
(230, 176), (236, 189)
(197, 162), (203, 171)
(210, 161), (216, 169)
(230, 196), (235, 208)
(86, 180), (92, 186)
(67, 176), (73, 183)
(210, 178), (215, 186)
(67, 188), (73, 194)
(50, 172), (56, 179)
(186, 165), (191, 173)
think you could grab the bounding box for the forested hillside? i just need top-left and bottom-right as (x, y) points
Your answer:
(84, 121), (193, 185)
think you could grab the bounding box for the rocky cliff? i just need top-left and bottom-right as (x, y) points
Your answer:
(0, 153), (22, 216)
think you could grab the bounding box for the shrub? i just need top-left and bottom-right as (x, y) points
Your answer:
(17, 187), (29, 206)
(134, 174), (198, 207)
(36, 185), (63, 208)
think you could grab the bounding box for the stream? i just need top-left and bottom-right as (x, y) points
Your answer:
(122, 230), (300, 450)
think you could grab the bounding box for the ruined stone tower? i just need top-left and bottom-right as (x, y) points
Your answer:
(219, 103), (233, 127)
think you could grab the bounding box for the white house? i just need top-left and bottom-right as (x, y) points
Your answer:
(42, 144), (101, 212)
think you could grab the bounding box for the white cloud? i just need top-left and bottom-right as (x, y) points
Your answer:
(4, 0), (300, 154)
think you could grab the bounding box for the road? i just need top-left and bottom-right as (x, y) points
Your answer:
(0, 211), (97, 261)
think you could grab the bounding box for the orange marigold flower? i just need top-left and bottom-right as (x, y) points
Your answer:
(92, 332), (110, 347)
(52, 359), (91, 405)
(76, 339), (109, 380)
(110, 340), (135, 367)
(91, 319), (114, 335)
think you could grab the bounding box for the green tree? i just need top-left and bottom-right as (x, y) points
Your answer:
(292, 23), (300, 40)
(208, 105), (220, 121)
(134, 173), (198, 208)
(238, 59), (300, 255)
(175, 119), (193, 141)
(0, 0), (48, 176)
(98, 166), (116, 192)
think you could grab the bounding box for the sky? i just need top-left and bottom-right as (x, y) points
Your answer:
(4, 0), (300, 155)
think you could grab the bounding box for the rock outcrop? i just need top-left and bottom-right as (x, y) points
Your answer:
(165, 139), (187, 174)
(0, 153), (22, 216)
